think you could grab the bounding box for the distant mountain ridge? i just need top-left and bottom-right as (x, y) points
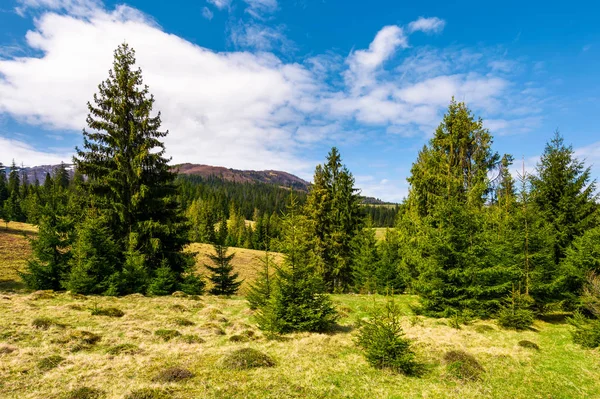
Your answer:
(175, 163), (310, 191)
(9, 162), (396, 204)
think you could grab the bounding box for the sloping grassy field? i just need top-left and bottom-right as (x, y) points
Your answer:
(0, 293), (599, 399)
(1, 221), (599, 398)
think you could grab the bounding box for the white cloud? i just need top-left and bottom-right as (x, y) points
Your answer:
(243, 0), (277, 18)
(229, 21), (292, 51)
(202, 7), (214, 20)
(408, 17), (446, 34)
(0, 2), (544, 195)
(345, 25), (408, 92)
(0, 136), (72, 167)
(15, 0), (101, 16)
(206, 0), (231, 10)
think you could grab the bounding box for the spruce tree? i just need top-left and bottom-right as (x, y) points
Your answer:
(205, 244), (242, 295)
(351, 218), (380, 294)
(256, 196), (337, 333)
(0, 163), (7, 222)
(531, 131), (598, 267)
(73, 43), (193, 294)
(305, 147), (363, 292)
(247, 250), (276, 309)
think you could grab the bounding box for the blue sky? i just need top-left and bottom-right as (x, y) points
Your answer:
(0, 0), (599, 201)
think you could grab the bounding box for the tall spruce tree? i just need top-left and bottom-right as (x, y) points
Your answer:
(305, 147), (363, 292)
(72, 43), (193, 294)
(401, 99), (511, 317)
(531, 132), (598, 267)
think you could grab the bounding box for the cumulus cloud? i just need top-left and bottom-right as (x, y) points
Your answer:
(408, 17), (446, 34)
(0, 4), (543, 196)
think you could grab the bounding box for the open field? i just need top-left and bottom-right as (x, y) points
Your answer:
(2, 221), (599, 398)
(0, 292), (599, 399)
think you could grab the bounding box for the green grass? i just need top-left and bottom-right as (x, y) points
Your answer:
(0, 292), (598, 398)
(1, 221), (599, 398)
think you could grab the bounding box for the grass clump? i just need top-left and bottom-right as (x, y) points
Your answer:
(62, 387), (105, 399)
(0, 345), (16, 354)
(124, 388), (171, 399)
(355, 298), (420, 376)
(154, 329), (181, 341)
(518, 340), (540, 350)
(180, 334), (204, 344)
(172, 317), (194, 326)
(229, 334), (249, 343)
(152, 367), (194, 383)
(218, 348), (276, 370)
(90, 306), (124, 318)
(107, 343), (142, 355)
(65, 330), (101, 352)
(473, 324), (495, 333)
(443, 350), (484, 381)
(38, 355), (65, 371)
(32, 317), (64, 330)
(200, 323), (225, 335)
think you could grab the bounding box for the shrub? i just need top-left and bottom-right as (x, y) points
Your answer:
(497, 288), (534, 331)
(217, 348), (275, 370)
(443, 350), (484, 381)
(90, 306), (124, 318)
(38, 355), (65, 371)
(172, 318), (194, 326)
(154, 329), (181, 341)
(124, 388), (171, 399)
(152, 367), (194, 383)
(62, 387), (105, 399)
(147, 265), (178, 296)
(180, 334), (204, 344)
(32, 317), (64, 330)
(179, 273), (206, 295)
(568, 312), (600, 348)
(518, 340), (540, 350)
(107, 343), (143, 355)
(355, 299), (420, 376)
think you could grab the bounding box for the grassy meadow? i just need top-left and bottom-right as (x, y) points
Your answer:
(1, 221), (599, 399)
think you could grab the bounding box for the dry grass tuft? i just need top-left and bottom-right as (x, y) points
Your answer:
(180, 334), (204, 344)
(229, 334), (250, 343)
(38, 354), (65, 371)
(124, 388), (171, 399)
(200, 322), (225, 335)
(172, 317), (194, 326)
(90, 306), (124, 318)
(518, 340), (540, 350)
(154, 329), (181, 341)
(152, 367), (194, 383)
(171, 291), (187, 297)
(0, 345), (17, 354)
(32, 317), (65, 330)
(29, 290), (56, 300)
(170, 304), (187, 312)
(107, 343), (143, 355)
(218, 347), (276, 370)
(62, 387), (105, 399)
(443, 350), (484, 381)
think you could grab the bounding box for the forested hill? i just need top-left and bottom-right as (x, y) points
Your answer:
(175, 163), (310, 191)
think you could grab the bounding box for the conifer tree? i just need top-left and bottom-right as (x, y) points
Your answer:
(256, 196), (337, 333)
(0, 163), (7, 221)
(351, 218), (379, 293)
(72, 43), (193, 294)
(305, 147), (363, 292)
(205, 244), (242, 295)
(531, 131), (598, 267)
(247, 250), (276, 309)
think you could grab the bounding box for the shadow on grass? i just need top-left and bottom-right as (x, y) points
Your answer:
(537, 313), (573, 324)
(0, 279), (27, 293)
(326, 323), (355, 335)
(0, 225), (37, 237)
